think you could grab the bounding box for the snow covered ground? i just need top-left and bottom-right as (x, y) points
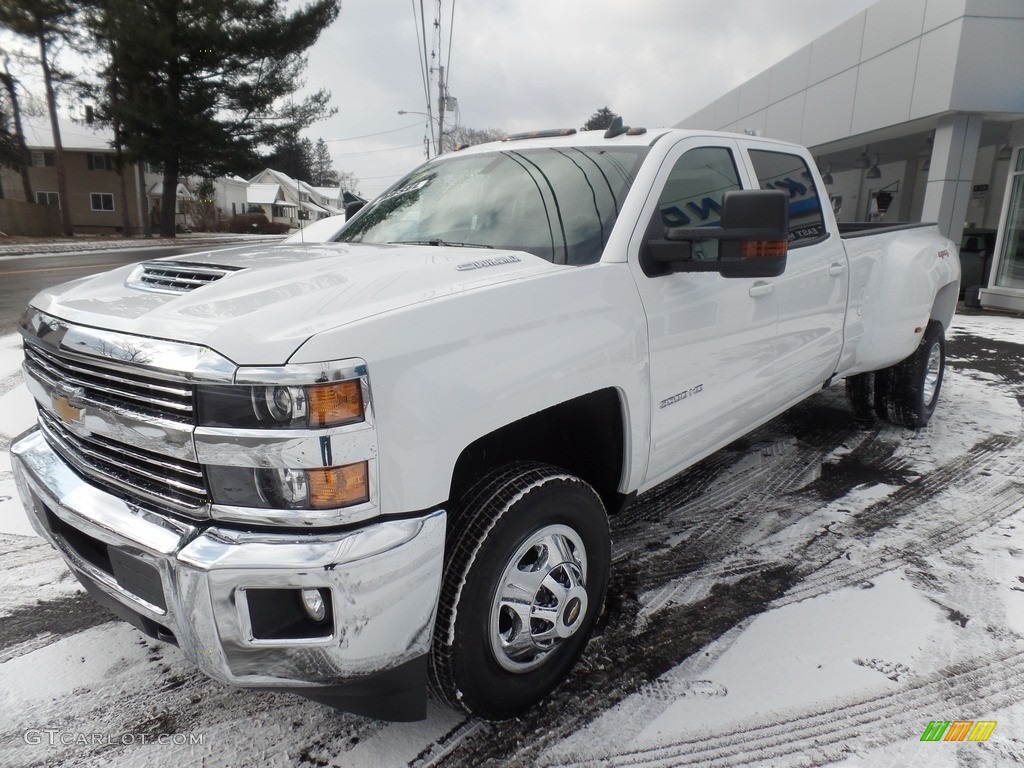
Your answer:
(1, 312), (1023, 767)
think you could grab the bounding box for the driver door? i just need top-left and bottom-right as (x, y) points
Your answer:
(628, 138), (778, 489)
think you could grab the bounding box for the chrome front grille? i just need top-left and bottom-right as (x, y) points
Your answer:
(38, 408), (208, 511)
(25, 342), (194, 423)
(127, 261), (241, 294)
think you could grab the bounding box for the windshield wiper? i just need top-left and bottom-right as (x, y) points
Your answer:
(389, 239), (493, 248)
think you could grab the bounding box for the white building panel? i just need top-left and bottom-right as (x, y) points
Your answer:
(808, 13), (866, 85)
(851, 40), (920, 135)
(923, 0), (967, 30)
(738, 70), (771, 120)
(861, 0), (926, 60)
(713, 89), (740, 130)
(767, 45), (811, 104)
(764, 92), (807, 145)
(950, 18), (1024, 111)
(909, 21), (962, 119)
(802, 70), (858, 148)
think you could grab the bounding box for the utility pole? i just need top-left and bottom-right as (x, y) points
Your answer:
(437, 65), (446, 155)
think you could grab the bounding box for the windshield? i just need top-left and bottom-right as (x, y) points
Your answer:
(337, 146), (649, 265)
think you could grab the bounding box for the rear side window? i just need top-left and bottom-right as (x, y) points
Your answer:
(748, 150), (827, 246)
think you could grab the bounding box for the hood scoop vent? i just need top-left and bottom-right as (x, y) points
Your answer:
(127, 261), (245, 294)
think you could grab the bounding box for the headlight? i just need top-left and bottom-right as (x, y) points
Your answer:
(196, 359), (373, 516)
(197, 379), (364, 429)
(208, 462), (370, 510)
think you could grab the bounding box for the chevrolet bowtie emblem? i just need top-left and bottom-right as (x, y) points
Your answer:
(52, 384), (86, 425)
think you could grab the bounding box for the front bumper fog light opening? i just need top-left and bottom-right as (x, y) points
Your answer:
(245, 587), (335, 641)
(301, 587), (327, 622)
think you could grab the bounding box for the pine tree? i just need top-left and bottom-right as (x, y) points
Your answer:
(87, 0), (340, 236)
(310, 137), (338, 186)
(582, 107), (619, 132)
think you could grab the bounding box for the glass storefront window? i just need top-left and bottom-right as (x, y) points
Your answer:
(994, 151), (1024, 290)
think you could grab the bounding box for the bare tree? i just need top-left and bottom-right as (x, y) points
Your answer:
(0, 61), (35, 204)
(441, 125), (505, 154)
(0, 0), (79, 235)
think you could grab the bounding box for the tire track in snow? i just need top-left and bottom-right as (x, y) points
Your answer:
(0, 533), (83, 622)
(545, 645), (1024, 767)
(422, 374), (1023, 766)
(779, 432), (1024, 607)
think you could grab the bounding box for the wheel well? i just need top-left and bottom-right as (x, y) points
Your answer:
(930, 280), (958, 332)
(449, 389), (627, 514)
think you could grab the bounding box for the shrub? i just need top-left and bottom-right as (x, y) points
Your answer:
(227, 212), (270, 233)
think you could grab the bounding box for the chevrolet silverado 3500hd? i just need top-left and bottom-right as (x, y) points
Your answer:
(12, 123), (959, 721)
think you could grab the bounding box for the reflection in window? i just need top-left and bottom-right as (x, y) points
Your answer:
(656, 146), (742, 260)
(748, 150), (827, 246)
(995, 171), (1024, 290)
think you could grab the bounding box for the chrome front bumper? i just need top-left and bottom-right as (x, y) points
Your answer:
(12, 427), (445, 714)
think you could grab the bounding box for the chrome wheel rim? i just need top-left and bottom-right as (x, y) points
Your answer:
(489, 524), (589, 673)
(923, 341), (942, 406)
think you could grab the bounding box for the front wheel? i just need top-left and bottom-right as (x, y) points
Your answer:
(429, 462), (610, 719)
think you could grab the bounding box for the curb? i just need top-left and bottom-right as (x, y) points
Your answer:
(0, 235), (285, 261)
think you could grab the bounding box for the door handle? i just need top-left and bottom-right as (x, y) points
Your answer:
(748, 281), (774, 298)
(828, 262), (847, 277)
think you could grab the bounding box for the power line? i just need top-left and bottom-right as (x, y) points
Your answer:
(321, 123), (426, 143)
(331, 142), (425, 159)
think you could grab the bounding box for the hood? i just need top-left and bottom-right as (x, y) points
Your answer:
(28, 242), (562, 365)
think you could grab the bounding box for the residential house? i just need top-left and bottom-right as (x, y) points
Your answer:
(214, 175), (250, 220)
(247, 168), (343, 227)
(0, 114), (170, 235)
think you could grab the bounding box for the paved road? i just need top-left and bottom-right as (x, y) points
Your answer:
(0, 246), (229, 334)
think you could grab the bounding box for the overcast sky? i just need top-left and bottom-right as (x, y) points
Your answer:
(3, 0), (881, 199)
(306, 0), (880, 198)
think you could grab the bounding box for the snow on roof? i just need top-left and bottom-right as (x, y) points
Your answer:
(311, 186), (341, 202)
(20, 113), (114, 152)
(247, 183), (281, 204)
(146, 182), (192, 198)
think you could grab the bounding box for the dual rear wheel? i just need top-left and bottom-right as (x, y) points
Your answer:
(846, 320), (945, 429)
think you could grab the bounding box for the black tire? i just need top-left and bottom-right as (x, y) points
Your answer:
(872, 367), (892, 421)
(428, 462), (610, 719)
(845, 372), (877, 422)
(879, 321), (946, 428)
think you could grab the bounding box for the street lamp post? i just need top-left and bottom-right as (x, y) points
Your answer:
(398, 109), (454, 158)
(398, 109), (437, 159)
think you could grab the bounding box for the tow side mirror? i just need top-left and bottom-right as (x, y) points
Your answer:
(647, 189), (789, 278)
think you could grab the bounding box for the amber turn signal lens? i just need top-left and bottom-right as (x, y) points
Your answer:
(307, 380), (363, 428)
(740, 239), (788, 259)
(307, 462), (369, 508)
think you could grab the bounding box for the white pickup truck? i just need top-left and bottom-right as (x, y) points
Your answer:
(12, 124), (959, 721)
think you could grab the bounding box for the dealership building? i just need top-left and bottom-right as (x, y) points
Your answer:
(677, 0), (1024, 312)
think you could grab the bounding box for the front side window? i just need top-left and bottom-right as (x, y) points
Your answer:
(90, 192), (114, 211)
(748, 150), (827, 246)
(338, 146), (649, 265)
(654, 146), (742, 261)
